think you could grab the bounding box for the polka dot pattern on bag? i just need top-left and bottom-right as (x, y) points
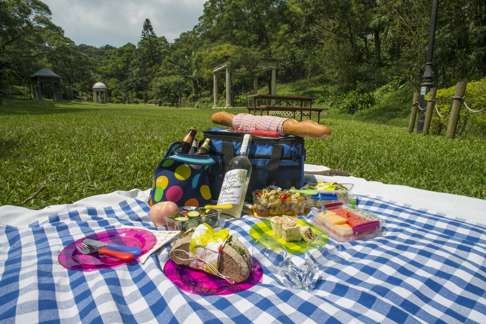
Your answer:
(150, 159), (212, 207)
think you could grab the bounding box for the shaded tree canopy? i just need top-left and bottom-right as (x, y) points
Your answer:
(1, 0), (484, 105)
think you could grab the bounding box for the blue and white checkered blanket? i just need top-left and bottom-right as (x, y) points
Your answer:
(1, 197), (485, 323)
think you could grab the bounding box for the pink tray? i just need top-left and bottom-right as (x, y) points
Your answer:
(163, 258), (263, 296)
(58, 228), (156, 271)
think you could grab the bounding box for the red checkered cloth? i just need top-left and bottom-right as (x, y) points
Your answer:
(232, 113), (287, 137)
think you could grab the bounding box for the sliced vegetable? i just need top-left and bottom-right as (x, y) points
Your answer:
(187, 211), (200, 218)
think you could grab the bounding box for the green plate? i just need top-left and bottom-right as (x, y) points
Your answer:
(249, 219), (327, 254)
(289, 188), (318, 196)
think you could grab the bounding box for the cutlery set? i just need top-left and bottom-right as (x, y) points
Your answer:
(76, 238), (142, 261)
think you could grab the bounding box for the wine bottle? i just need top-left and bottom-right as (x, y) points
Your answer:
(217, 134), (252, 218)
(180, 128), (197, 154)
(196, 138), (211, 155)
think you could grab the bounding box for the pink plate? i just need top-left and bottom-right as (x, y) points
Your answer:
(163, 258), (263, 296)
(58, 228), (156, 271)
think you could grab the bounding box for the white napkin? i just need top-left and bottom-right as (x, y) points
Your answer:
(139, 230), (180, 264)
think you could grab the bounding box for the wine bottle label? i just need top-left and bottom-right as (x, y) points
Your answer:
(217, 169), (248, 205)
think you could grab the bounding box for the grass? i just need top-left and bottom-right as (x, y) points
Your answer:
(1, 99), (485, 209)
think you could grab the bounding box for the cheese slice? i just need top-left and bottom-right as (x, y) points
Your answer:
(327, 213), (347, 225)
(282, 225), (302, 242)
(332, 224), (353, 237)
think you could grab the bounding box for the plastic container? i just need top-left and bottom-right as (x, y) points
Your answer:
(310, 191), (348, 209)
(165, 207), (220, 230)
(313, 204), (381, 241)
(306, 182), (350, 209)
(202, 209), (220, 227)
(166, 216), (189, 231)
(252, 186), (310, 217)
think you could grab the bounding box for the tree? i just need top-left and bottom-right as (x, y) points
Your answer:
(134, 18), (168, 102)
(99, 43), (137, 102)
(0, 0), (53, 100)
(141, 18), (156, 39)
(1, 0), (484, 109)
(150, 75), (191, 106)
(158, 31), (203, 98)
(196, 0), (287, 55)
(42, 26), (93, 99)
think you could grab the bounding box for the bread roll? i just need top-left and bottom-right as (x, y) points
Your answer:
(170, 230), (252, 283)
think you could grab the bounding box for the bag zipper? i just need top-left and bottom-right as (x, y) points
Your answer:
(212, 153), (299, 161)
(203, 130), (304, 145)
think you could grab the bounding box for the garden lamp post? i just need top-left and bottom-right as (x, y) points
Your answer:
(416, 0), (439, 133)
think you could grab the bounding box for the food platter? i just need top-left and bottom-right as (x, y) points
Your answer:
(249, 219), (327, 254)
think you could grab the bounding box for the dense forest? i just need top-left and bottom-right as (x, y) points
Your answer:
(1, 0), (485, 108)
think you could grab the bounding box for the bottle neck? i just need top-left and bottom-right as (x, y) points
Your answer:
(183, 129), (196, 143)
(201, 139), (210, 149)
(239, 134), (251, 156)
(197, 138), (209, 154)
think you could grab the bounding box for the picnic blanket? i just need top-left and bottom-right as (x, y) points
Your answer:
(1, 196), (485, 323)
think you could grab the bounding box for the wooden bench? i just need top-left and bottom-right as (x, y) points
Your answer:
(247, 94), (325, 123)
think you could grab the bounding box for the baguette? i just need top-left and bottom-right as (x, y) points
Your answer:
(211, 112), (331, 138)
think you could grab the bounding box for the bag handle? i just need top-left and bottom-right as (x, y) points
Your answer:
(164, 142), (183, 159)
(168, 153), (215, 166)
(162, 142), (215, 165)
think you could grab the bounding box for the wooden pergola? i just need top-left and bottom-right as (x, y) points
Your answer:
(212, 62), (277, 108)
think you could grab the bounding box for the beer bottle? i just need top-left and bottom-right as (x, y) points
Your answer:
(180, 128), (197, 154)
(196, 138), (211, 155)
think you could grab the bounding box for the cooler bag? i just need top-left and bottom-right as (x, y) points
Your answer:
(149, 141), (215, 207)
(203, 128), (305, 199)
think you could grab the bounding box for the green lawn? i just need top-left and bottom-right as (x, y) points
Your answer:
(1, 99), (485, 209)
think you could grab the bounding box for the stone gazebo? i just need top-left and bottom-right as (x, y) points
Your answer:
(92, 82), (108, 103)
(31, 68), (62, 100)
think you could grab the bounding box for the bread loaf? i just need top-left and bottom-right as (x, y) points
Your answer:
(169, 226), (252, 283)
(210, 112), (331, 138)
